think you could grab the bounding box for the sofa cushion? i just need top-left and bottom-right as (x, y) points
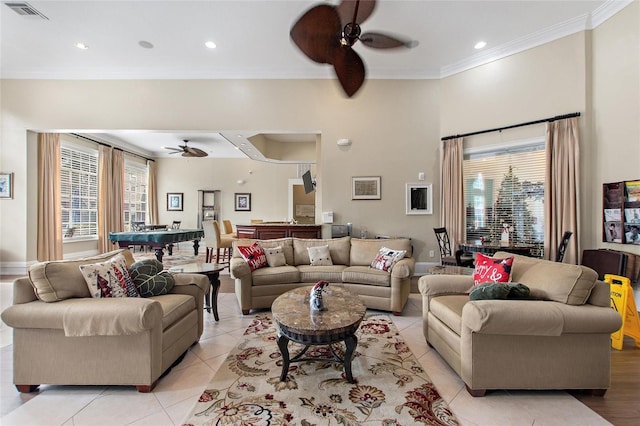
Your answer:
(28, 249), (135, 302)
(293, 237), (351, 266)
(473, 253), (514, 285)
(494, 252), (598, 305)
(79, 253), (140, 298)
(349, 238), (412, 266)
(307, 245), (333, 266)
(252, 265), (300, 286)
(370, 247), (406, 271)
(233, 238), (295, 266)
(237, 243), (268, 271)
(298, 265), (346, 283)
(342, 266), (390, 287)
(129, 259), (175, 297)
(264, 246), (287, 267)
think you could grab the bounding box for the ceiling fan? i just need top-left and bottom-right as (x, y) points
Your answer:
(163, 140), (208, 157)
(290, 0), (418, 97)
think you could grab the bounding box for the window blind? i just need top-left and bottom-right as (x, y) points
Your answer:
(60, 144), (98, 238)
(124, 159), (148, 231)
(463, 141), (545, 250)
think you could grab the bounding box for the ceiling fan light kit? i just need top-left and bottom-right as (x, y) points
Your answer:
(290, 0), (417, 98)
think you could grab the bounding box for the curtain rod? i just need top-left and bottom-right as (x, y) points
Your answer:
(70, 133), (154, 162)
(440, 112), (581, 141)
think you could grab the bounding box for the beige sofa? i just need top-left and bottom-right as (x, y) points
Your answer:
(1, 249), (208, 393)
(230, 236), (414, 315)
(418, 252), (622, 396)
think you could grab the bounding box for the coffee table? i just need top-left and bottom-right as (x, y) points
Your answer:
(169, 262), (225, 321)
(271, 286), (366, 383)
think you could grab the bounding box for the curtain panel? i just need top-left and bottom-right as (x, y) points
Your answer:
(147, 160), (159, 225)
(441, 137), (465, 248)
(37, 133), (63, 261)
(544, 117), (580, 264)
(97, 147), (125, 253)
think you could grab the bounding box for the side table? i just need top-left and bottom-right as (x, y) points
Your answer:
(169, 262), (225, 321)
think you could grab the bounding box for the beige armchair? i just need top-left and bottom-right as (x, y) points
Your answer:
(1, 249), (208, 393)
(418, 252), (622, 396)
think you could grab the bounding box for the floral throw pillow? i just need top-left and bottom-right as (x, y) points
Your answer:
(370, 247), (407, 272)
(473, 253), (514, 285)
(79, 254), (139, 298)
(237, 243), (268, 271)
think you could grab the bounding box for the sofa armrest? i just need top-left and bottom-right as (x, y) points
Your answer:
(1, 298), (163, 337)
(172, 273), (209, 293)
(13, 277), (38, 304)
(462, 300), (622, 336)
(230, 258), (251, 280)
(418, 274), (474, 297)
(391, 257), (415, 278)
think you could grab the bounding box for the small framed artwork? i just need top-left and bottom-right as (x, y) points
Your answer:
(0, 172), (13, 199)
(406, 183), (433, 215)
(352, 176), (381, 200)
(167, 192), (184, 211)
(235, 193), (251, 211)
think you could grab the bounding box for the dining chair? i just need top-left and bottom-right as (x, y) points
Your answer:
(433, 227), (474, 267)
(202, 220), (235, 265)
(223, 220), (237, 238)
(171, 221), (181, 229)
(555, 231), (573, 262)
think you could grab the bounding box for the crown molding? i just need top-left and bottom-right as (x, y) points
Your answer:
(440, 0), (635, 78)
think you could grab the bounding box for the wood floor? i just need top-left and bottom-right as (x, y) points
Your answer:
(571, 336), (640, 426)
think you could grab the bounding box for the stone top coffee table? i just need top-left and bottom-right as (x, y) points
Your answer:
(271, 285), (366, 383)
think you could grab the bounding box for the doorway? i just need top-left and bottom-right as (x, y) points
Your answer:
(288, 178), (316, 224)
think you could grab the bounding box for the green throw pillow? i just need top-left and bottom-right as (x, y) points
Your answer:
(469, 282), (531, 301)
(469, 282), (511, 300)
(129, 259), (175, 297)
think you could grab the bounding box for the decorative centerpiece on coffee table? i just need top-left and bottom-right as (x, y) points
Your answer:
(271, 284), (366, 383)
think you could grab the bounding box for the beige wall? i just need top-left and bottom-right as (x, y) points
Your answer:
(592, 0), (640, 256)
(1, 3), (638, 272)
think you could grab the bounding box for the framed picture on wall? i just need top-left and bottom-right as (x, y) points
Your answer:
(0, 172), (13, 199)
(235, 193), (251, 211)
(352, 176), (381, 200)
(406, 183), (433, 215)
(167, 192), (183, 211)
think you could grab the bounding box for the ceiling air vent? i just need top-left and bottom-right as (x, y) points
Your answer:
(4, 2), (48, 19)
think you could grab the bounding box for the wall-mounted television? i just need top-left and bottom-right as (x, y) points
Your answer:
(302, 170), (315, 194)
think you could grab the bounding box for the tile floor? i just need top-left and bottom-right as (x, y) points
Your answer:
(0, 280), (611, 426)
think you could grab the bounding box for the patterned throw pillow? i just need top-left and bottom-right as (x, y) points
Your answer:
(129, 259), (175, 297)
(473, 253), (514, 285)
(469, 282), (531, 300)
(370, 247), (407, 272)
(264, 246), (287, 267)
(79, 254), (139, 298)
(307, 245), (333, 266)
(238, 243), (268, 271)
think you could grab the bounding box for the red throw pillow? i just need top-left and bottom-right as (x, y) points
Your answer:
(473, 253), (514, 285)
(237, 243), (268, 271)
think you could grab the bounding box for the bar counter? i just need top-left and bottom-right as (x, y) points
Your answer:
(236, 223), (321, 239)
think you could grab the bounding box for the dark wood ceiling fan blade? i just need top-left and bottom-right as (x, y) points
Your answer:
(337, 0), (376, 26)
(360, 32), (418, 49)
(184, 147), (208, 157)
(332, 46), (366, 97)
(290, 5), (341, 64)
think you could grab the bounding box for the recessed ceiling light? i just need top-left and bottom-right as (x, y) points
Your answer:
(474, 41), (487, 50)
(138, 40), (154, 49)
(205, 41), (217, 49)
(75, 42), (89, 50)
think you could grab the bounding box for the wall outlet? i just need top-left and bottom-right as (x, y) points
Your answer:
(429, 250), (435, 257)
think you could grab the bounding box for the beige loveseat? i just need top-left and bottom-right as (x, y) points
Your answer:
(230, 236), (414, 315)
(418, 252), (622, 396)
(1, 249), (208, 393)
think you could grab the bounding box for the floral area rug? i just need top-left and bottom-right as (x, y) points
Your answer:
(182, 314), (459, 426)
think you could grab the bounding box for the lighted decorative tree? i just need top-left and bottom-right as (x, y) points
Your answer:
(491, 166), (538, 243)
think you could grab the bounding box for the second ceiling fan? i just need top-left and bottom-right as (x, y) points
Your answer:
(164, 140), (208, 158)
(290, 0), (418, 97)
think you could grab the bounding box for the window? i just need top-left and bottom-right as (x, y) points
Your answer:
(61, 143), (98, 239)
(463, 140), (545, 250)
(124, 158), (148, 231)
